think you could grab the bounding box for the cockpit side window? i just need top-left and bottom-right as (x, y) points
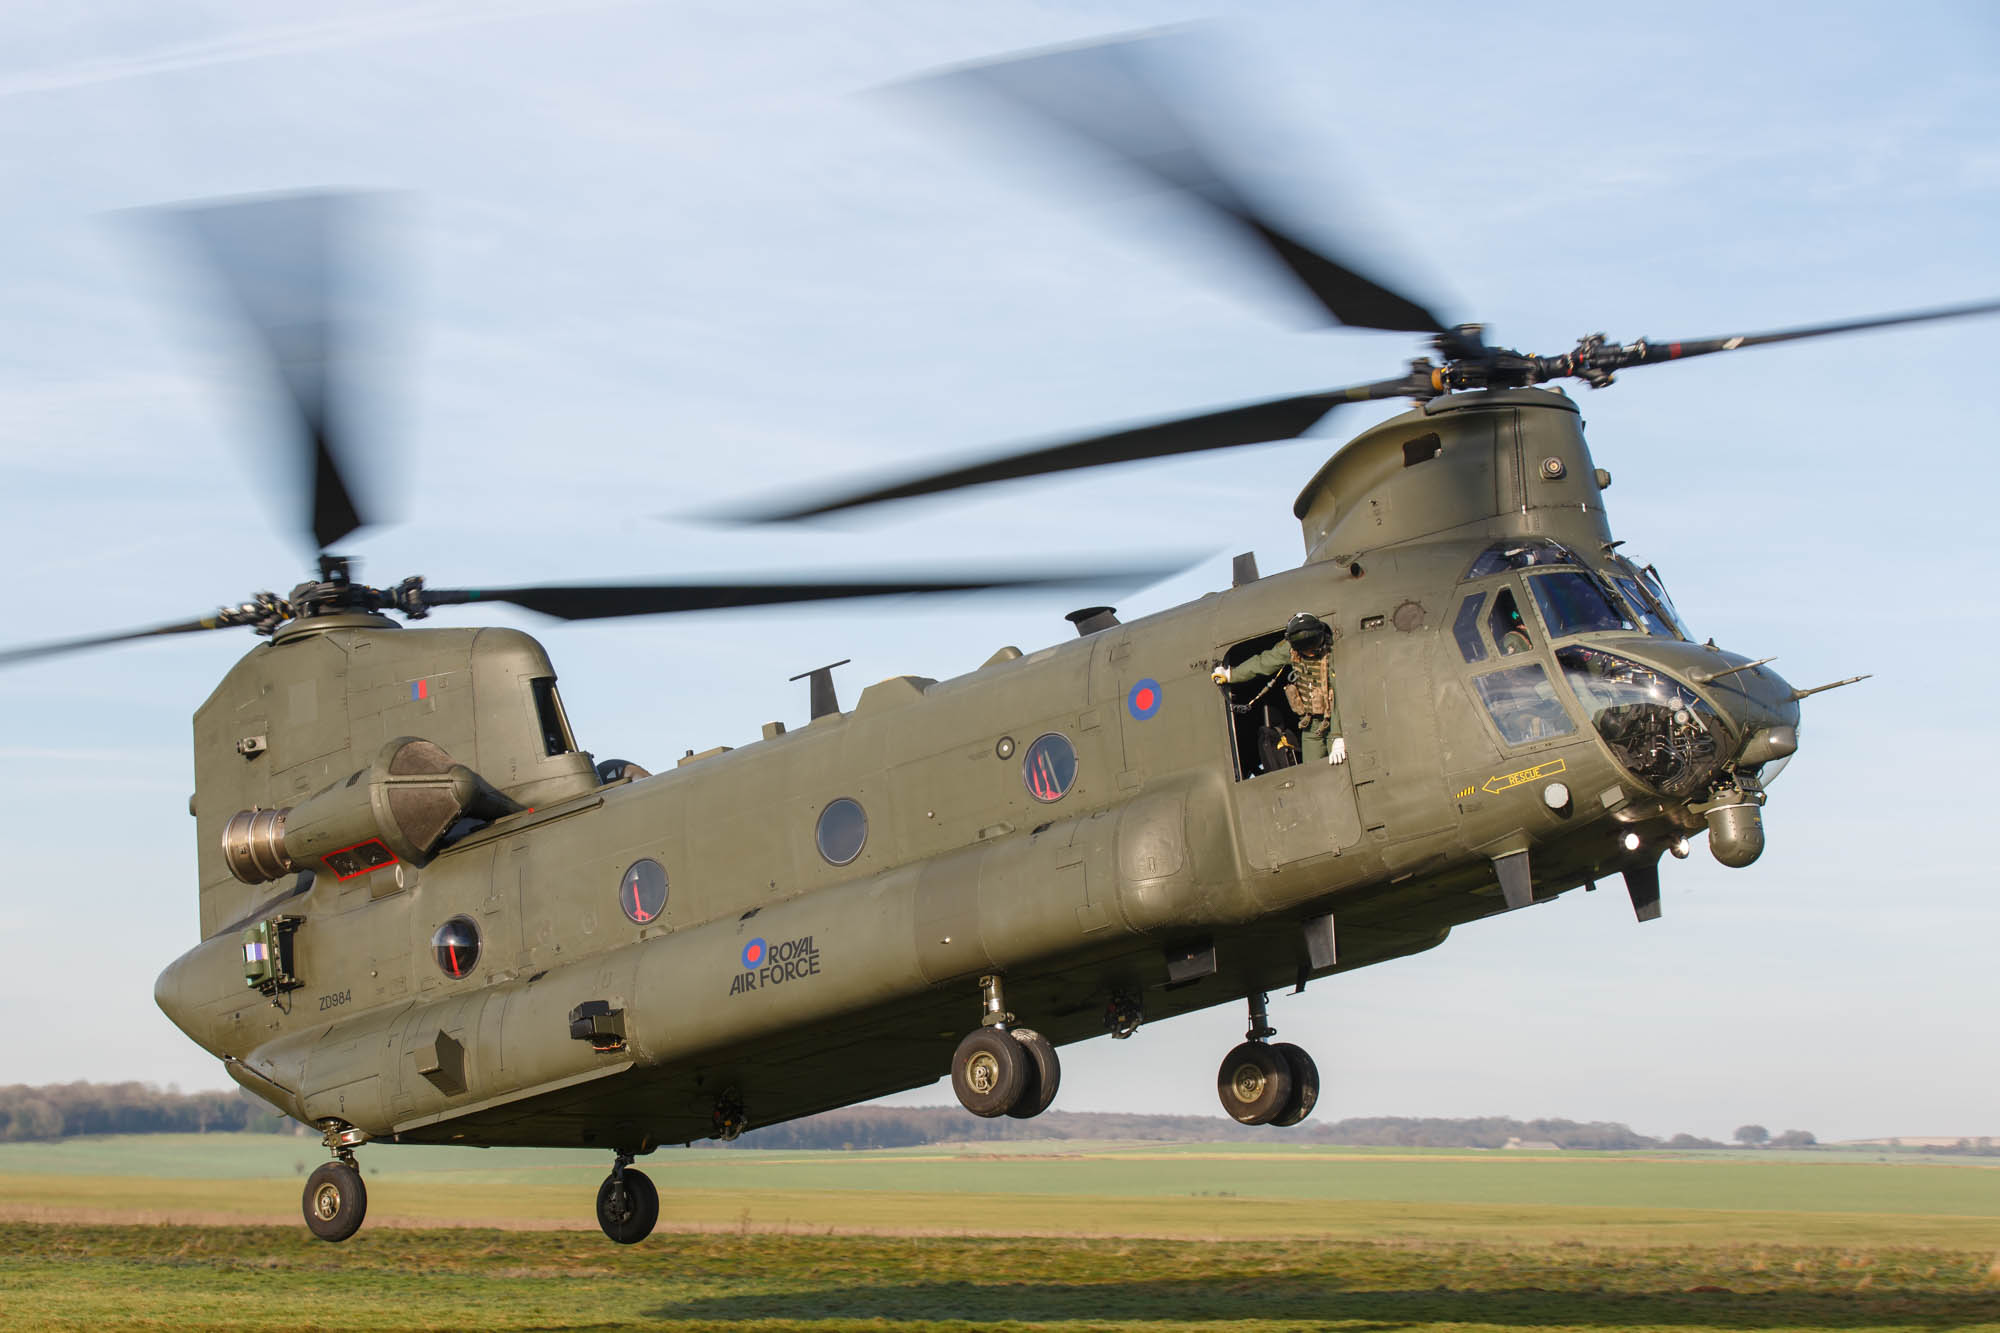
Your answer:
(1489, 588), (1532, 655)
(1472, 663), (1576, 746)
(530, 677), (577, 757)
(1528, 571), (1635, 638)
(1453, 592), (1489, 663)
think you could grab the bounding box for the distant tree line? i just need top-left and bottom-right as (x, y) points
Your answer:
(0, 1083), (298, 1141)
(1732, 1123), (1818, 1148)
(721, 1107), (1761, 1152)
(1, 1083), (1880, 1153)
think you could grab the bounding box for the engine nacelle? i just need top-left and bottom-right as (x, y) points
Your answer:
(220, 737), (519, 885)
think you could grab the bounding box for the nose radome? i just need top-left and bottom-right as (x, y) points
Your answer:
(1738, 724), (1797, 768)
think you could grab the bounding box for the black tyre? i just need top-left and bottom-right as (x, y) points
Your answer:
(302, 1160), (367, 1243)
(952, 1026), (1029, 1117)
(597, 1167), (660, 1244)
(1270, 1042), (1320, 1127)
(1216, 1041), (1293, 1126)
(1004, 1028), (1062, 1120)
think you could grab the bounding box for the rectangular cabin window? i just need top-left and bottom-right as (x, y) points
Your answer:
(530, 677), (577, 756)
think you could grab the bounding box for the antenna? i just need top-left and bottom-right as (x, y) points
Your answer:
(789, 660), (852, 720)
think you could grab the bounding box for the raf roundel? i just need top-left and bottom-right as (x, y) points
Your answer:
(1127, 677), (1162, 721)
(742, 937), (767, 969)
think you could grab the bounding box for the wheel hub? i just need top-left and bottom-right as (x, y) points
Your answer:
(1229, 1063), (1267, 1102)
(312, 1182), (342, 1221)
(966, 1051), (1000, 1094)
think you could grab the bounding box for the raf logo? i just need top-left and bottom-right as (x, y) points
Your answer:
(729, 934), (822, 996)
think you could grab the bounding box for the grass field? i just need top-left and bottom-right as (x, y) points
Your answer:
(1, 1135), (1994, 1331)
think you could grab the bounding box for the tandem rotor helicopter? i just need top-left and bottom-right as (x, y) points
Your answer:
(5, 37), (1995, 1246)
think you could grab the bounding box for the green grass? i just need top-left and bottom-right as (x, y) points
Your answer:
(1, 1137), (1995, 1330)
(2, 1224), (1997, 1332)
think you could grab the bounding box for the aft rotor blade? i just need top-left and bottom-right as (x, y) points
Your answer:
(168, 193), (378, 553)
(938, 38), (1446, 333)
(1614, 298), (2000, 370)
(0, 614), (243, 667)
(422, 566), (1180, 621)
(737, 375), (1420, 521)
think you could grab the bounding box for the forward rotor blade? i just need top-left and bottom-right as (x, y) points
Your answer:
(0, 614), (242, 667)
(736, 375), (1420, 521)
(169, 193), (378, 553)
(421, 566), (1179, 622)
(938, 38), (1445, 333)
(1616, 298), (2000, 370)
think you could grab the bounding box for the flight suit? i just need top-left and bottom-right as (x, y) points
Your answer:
(1230, 643), (1342, 763)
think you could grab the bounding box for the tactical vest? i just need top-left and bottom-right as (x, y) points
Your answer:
(1283, 650), (1334, 719)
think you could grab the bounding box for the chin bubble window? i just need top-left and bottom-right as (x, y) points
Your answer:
(815, 798), (868, 866)
(619, 858), (668, 923)
(1022, 733), (1078, 802)
(432, 916), (481, 979)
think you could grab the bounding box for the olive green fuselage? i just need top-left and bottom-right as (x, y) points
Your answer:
(154, 389), (1799, 1152)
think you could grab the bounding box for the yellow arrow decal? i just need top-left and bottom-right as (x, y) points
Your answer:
(1482, 758), (1567, 795)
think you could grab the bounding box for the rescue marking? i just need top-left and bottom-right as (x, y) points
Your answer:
(730, 934), (821, 996)
(1482, 758), (1567, 795)
(1127, 677), (1162, 721)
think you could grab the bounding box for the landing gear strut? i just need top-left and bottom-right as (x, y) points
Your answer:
(1215, 992), (1319, 1127)
(950, 973), (1061, 1119)
(303, 1122), (369, 1242)
(595, 1150), (660, 1245)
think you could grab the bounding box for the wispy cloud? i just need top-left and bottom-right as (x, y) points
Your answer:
(0, 1), (627, 101)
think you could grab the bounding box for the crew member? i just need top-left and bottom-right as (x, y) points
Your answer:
(1212, 612), (1346, 764)
(1496, 599), (1532, 655)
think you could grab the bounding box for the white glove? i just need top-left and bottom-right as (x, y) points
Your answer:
(1328, 735), (1347, 765)
(1210, 665), (1231, 684)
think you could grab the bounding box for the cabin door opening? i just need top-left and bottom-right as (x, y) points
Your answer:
(1216, 630), (1303, 780)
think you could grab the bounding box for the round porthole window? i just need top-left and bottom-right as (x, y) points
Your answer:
(1022, 733), (1078, 803)
(815, 797), (868, 866)
(619, 858), (668, 923)
(432, 916), (480, 979)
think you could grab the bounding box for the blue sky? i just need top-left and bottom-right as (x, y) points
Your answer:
(0, 1), (1994, 1142)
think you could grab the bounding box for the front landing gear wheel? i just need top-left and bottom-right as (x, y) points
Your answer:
(596, 1168), (659, 1244)
(952, 1026), (1029, 1117)
(1216, 1041), (1293, 1125)
(1269, 1042), (1320, 1127)
(1005, 1028), (1061, 1119)
(303, 1160), (367, 1242)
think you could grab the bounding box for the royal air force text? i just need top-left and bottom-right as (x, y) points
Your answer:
(729, 936), (821, 996)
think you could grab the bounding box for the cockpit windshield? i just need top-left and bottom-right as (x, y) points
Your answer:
(1528, 571), (1635, 638)
(1464, 538), (1580, 580)
(1557, 645), (1724, 797)
(1611, 557), (1691, 639)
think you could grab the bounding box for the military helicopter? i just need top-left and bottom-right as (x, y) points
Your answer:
(6, 38), (1996, 1250)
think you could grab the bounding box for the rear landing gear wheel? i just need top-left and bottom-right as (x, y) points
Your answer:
(1269, 1042), (1320, 1127)
(1216, 1041), (1293, 1125)
(302, 1160), (367, 1242)
(596, 1167), (659, 1244)
(952, 1026), (1029, 1117)
(1005, 1028), (1061, 1119)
